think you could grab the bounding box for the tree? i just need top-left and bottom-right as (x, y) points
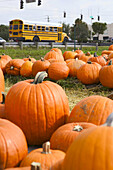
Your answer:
(0, 25), (9, 41)
(70, 18), (90, 42)
(62, 23), (70, 36)
(92, 22), (107, 40)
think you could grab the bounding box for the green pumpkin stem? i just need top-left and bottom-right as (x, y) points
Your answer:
(103, 56), (107, 62)
(87, 61), (92, 64)
(41, 57), (45, 61)
(1, 92), (5, 104)
(42, 141), (51, 154)
(73, 125), (83, 132)
(102, 112), (113, 127)
(33, 71), (48, 84)
(108, 60), (112, 66)
(31, 162), (41, 170)
(94, 52), (98, 57)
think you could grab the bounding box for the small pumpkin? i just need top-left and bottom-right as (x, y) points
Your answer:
(0, 54), (12, 73)
(48, 62), (69, 80)
(5, 72), (69, 145)
(99, 60), (113, 88)
(50, 48), (62, 55)
(109, 44), (113, 50)
(77, 61), (101, 85)
(44, 51), (64, 61)
(68, 95), (113, 125)
(20, 61), (33, 77)
(0, 68), (5, 102)
(63, 51), (77, 61)
(0, 119), (28, 169)
(32, 58), (50, 77)
(50, 122), (96, 152)
(5, 59), (25, 76)
(67, 59), (85, 77)
(20, 141), (65, 170)
(23, 56), (36, 63)
(88, 52), (106, 66)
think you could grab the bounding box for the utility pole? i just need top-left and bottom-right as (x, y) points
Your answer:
(90, 16), (94, 41)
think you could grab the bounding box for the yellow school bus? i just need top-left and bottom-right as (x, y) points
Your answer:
(9, 19), (69, 43)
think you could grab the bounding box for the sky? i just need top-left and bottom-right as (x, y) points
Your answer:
(0, 0), (113, 26)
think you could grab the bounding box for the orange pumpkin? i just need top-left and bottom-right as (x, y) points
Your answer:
(0, 68), (5, 102)
(0, 93), (5, 119)
(109, 44), (113, 50)
(5, 59), (25, 76)
(67, 59), (85, 77)
(99, 60), (113, 88)
(108, 52), (113, 59)
(44, 51), (64, 61)
(68, 95), (113, 125)
(77, 61), (101, 85)
(5, 72), (69, 145)
(48, 62), (69, 80)
(0, 54), (12, 73)
(62, 113), (113, 170)
(79, 52), (93, 62)
(101, 50), (113, 55)
(20, 142), (65, 170)
(32, 58), (50, 77)
(63, 51), (77, 60)
(23, 56), (36, 63)
(50, 122), (96, 152)
(0, 119), (28, 169)
(20, 61), (33, 77)
(51, 48), (62, 55)
(88, 53), (106, 66)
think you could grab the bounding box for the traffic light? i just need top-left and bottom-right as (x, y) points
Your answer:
(98, 15), (100, 21)
(38, 0), (41, 6)
(64, 11), (66, 18)
(20, 0), (24, 9)
(80, 14), (83, 20)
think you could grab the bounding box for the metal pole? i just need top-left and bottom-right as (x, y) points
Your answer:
(91, 18), (92, 41)
(74, 24), (76, 51)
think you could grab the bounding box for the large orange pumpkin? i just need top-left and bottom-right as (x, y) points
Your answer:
(0, 68), (5, 102)
(88, 53), (106, 66)
(0, 119), (28, 169)
(77, 61), (101, 85)
(5, 59), (25, 76)
(63, 51), (77, 60)
(68, 95), (113, 125)
(109, 44), (113, 50)
(51, 48), (62, 55)
(20, 142), (65, 170)
(5, 72), (70, 145)
(50, 122), (96, 152)
(62, 113), (113, 170)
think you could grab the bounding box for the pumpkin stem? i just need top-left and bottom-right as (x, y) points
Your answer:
(94, 52), (98, 57)
(32, 71), (48, 84)
(102, 112), (113, 127)
(1, 92), (5, 104)
(42, 141), (51, 154)
(73, 125), (83, 132)
(31, 162), (41, 170)
(2, 53), (5, 56)
(103, 56), (107, 62)
(41, 57), (45, 61)
(10, 66), (14, 70)
(87, 61), (92, 64)
(108, 60), (112, 66)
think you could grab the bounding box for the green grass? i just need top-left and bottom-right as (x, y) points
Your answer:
(2, 46), (113, 111)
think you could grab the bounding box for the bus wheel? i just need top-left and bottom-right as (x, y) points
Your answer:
(33, 36), (40, 42)
(63, 37), (68, 45)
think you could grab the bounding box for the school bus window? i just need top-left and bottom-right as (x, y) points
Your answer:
(37, 26), (41, 31)
(33, 25), (36, 30)
(46, 27), (49, 31)
(42, 26), (45, 31)
(10, 25), (12, 30)
(50, 27), (53, 32)
(19, 21), (23, 24)
(29, 25), (32, 30)
(24, 25), (28, 30)
(19, 25), (22, 29)
(13, 25), (18, 30)
(54, 27), (57, 32)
